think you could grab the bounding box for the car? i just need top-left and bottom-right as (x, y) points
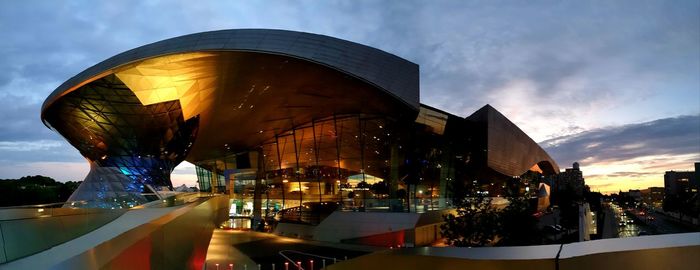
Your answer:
(619, 222), (626, 227)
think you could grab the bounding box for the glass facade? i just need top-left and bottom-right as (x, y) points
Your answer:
(195, 166), (212, 192)
(43, 75), (199, 208)
(43, 74), (556, 213)
(193, 109), (473, 223)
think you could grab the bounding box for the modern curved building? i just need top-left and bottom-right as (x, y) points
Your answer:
(41, 29), (558, 213)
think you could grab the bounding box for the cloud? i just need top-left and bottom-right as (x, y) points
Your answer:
(0, 161), (88, 181)
(408, 1), (700, 141)
(1, 1), (698, 143)
(542, 115), (700, 166)
(543, 115), (700, 193)
(0, 140), (62, 151)
(0, 94), (55, 142)
(587, 171), (658, 179)
(0, 1), (697, 185)
(0, 139), (83, 163)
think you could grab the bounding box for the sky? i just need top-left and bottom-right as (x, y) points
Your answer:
(0, 1), (698, 194)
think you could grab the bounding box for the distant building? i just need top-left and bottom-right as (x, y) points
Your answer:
(641, 187), (664, 208)
(626, 189), (642, 202)
(578, 202), (595, 241)
(664, 163), (699, 196)
(536, 182), (551, 212)
(552, 162), (586, 197)
(662, 163), (699, 218)
(664, 171), (693, 195)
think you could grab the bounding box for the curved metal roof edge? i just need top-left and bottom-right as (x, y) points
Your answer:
(468, 104), (561, 175)
(41, 28), (420, 113)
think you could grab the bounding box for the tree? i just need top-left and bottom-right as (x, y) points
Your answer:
(443, 173), (545, 247)
(370, 181), (390, 196)
(498, 193), (541, 246)
(441, 189), (499, 247)
(0, 176), (81, 207)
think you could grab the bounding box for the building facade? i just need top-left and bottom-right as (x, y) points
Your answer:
(641, 187), (664, 208)
(664, 167), (699, 196)
(41, 30), (559, 220)
(662, 163), (699, 217)
(551, 162), (586, 197)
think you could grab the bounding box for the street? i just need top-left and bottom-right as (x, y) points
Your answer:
(627, 208), (697, 235)
(609, 203), (698, 237)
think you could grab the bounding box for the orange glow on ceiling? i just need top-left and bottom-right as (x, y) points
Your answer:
(529, 163), (543, 173)
(115, 52), (219, 120)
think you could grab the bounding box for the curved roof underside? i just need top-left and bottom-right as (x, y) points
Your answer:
(42, 30), (420, 162)
(42, 29), (419, 113)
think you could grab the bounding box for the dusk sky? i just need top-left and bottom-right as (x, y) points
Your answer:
(0, 1), (698, 194)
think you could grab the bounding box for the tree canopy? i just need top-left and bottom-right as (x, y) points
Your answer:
(0, 175), (81, 207)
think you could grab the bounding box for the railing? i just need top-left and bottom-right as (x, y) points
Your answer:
(279, 250), (344, 270)
(0, 192), (209, 264)
(133, 192), (207, 208)
(0, 205), (127, 264)
(337, 198), (453, 213)
(0, 202), (66, 209)
(205, 249), (348, 270)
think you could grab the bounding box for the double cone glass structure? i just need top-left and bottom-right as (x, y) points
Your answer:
(42, 29), (558, 214)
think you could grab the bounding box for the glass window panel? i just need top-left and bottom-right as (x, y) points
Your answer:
(415, 106), (448, 135)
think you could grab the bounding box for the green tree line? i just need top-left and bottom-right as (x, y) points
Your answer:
(0, 175), (80, 207)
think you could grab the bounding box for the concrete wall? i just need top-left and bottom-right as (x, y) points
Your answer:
(328, 233), (700, 270)
(328, 245), (559, 270)
(274, 223), (315, 239)
(313, 211), (421, 243)
(414, 224), (442, 246)
(274, 210), (449, 247)
(560, 245), (699, 270)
